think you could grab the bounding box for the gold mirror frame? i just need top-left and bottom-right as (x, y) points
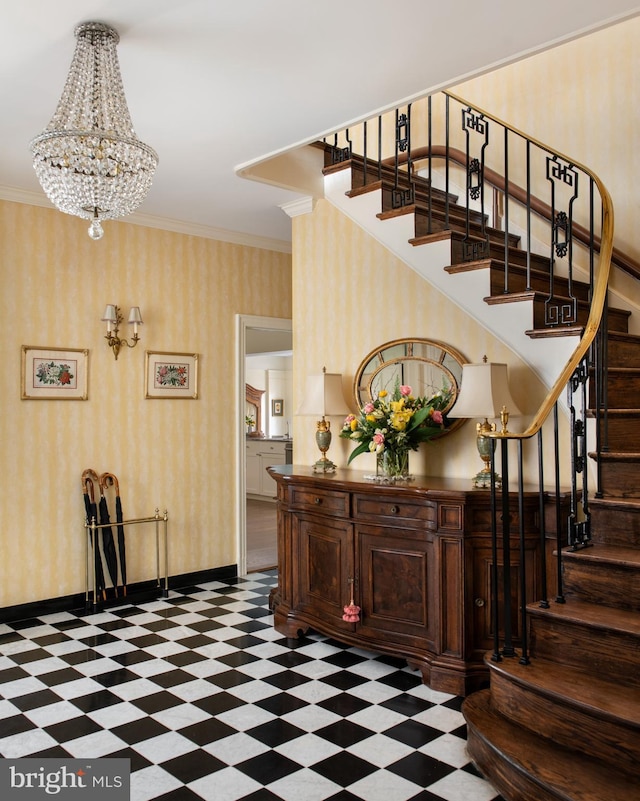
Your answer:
(353, 338), (467, 437)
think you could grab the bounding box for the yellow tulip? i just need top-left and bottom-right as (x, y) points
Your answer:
(390, 410), (412, 430)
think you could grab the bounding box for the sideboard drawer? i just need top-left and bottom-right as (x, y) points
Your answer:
(353, 493), (437, 529)
(289, 486), (350, 518)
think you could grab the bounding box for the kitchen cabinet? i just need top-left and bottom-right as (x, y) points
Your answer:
(246, 439), (288, 498)
(268, 465), (546, 696)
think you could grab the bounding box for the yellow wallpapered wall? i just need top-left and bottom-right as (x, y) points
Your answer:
(291, 198), (571, 480)
(0, 200), (291, 608)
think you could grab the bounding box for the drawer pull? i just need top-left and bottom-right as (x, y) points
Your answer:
(475, 598), (485, 608)
(390, 505), (400, 514)
(314, 497), (322, 505)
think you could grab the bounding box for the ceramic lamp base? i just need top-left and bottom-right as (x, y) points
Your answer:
(313, 457), (337, 473)
(473, 425), (501, 489)
(472, 467), (502, 489)
(313, 420), (336, 472)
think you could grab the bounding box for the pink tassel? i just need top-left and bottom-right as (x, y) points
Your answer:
(342, 599), (361, 623)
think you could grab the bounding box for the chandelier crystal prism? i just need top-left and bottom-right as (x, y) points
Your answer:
(30, 21), (158, 240)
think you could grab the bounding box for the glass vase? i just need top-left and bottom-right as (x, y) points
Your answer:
(377, 449), (410, 481)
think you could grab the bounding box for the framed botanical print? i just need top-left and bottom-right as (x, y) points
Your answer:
(145, 351), (199, 398)
(21, 346), (88, 400)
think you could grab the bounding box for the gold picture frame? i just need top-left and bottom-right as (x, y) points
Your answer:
(21, 346), (89, 400)
(145, 350), (199, 399)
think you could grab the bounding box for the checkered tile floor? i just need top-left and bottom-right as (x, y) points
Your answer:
(0, 571), (503, 801)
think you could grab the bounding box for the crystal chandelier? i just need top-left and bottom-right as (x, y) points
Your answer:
(30, 22), (158, 240)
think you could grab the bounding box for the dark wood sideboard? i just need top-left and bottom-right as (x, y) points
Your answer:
(267, 465), (562, 696)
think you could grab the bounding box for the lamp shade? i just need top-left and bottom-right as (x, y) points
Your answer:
(449, 361), (521, 420)
(296, 369), (350, 417)
(127, 306), (143, 325)
(101, 305), (118, 323)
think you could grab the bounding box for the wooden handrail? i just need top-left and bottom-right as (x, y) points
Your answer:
(443, 91), (616, 440)
(329, 90), (617, 440)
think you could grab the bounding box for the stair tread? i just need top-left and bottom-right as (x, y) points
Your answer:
(464, 690), (640, 801)
(488, 655), (640, 725)
(346, 178), (383, 198)
(526, 326), (584, 338)
(589, 450), (640, 461)
(484, 290), (630, 314)
(445, 256), (576, 280)
(528, 598), (640, 636)
(562, 542), (640, 566)
(591, 365), (640, 374)
(608, 330), (640, 344)
(590, 495), (640, 509)
(587, 408), (640, 416)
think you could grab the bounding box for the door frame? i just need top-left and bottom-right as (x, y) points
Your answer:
(235, 314), (292, 576)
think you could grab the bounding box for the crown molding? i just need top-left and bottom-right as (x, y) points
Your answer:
(0, 185), (292, 254)
(280, 196), (315, 218)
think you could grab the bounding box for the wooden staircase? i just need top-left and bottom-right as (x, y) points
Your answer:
(322, 148), (640, 800)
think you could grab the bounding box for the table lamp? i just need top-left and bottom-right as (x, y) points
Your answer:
(296, 367), (350, 473)
(449, 357), (521, 488)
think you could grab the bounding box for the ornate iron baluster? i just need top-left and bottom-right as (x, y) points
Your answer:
(568, 358), (591, 548)
(326, 130), (352, 165)
(545, 155), (579, 326)
(461, 106), (490, 261)
(392, 106), (414, 208)
(553, 403), (566, 603)
(500, 441), (516, 658)
(537, 428), (550, 609)
(517, 441), (530, 666)
(489, 446), (502, 663)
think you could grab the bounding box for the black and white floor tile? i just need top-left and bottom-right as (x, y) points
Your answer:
(0, 571), (503, 801)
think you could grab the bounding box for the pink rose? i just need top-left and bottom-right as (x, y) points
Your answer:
(363, 402), (374, 414)
(373, 432), (385, 446)
(432, 410), (443, 424)
(400, 385), (412, 397)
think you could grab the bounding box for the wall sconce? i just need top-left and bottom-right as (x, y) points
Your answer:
(449, 357), (521, 488)
(296, 367), (350, 473)
(101, 305), (143, 360)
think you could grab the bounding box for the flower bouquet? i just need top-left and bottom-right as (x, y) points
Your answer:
(340, 378), (452, 480)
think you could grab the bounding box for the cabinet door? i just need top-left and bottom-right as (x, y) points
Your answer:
(259, 445), (286, 497)
(245, 447), (261, 495)
(356, 523), (436, 651)
(294, 512), (354, 631)
(471, 541), (540, 653)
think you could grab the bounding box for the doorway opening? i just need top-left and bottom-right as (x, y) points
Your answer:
(236, 314), (292, 576)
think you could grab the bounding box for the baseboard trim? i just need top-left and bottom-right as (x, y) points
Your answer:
(0, 564), (239, 624)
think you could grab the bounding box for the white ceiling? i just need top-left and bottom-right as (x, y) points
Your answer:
(2, 1), (639, 250)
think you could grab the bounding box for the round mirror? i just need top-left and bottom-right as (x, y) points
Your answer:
(353, 338), (467, 436)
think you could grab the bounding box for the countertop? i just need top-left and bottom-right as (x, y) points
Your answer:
(246, 436), (292, 443)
